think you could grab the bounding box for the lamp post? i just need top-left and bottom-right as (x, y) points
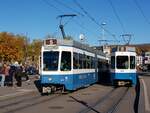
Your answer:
(101, 22), (106, 52)
(101, 22), (106, 43)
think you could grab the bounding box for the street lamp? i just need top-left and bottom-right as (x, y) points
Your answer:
(101, 22), (106, 42)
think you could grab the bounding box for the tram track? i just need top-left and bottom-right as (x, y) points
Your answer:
(0, 85), (130, 113)
(0, 92), (41, 109)
(71, 87), (129, 113)
(0, 91), (63, 113)
(106, 87), (129, 113)
(70, 88), (116, 113)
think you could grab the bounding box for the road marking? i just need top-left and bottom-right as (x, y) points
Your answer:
(17, 89), (34, 92)
(0, 92), (25, 98)
(141, 79), (150, 111)
(0, 89), (35, 100)
(0, 92), (29, 101)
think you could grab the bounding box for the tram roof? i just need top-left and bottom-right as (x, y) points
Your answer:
(111, 46), (136, 52)
(44, 38), (106, 57)
(60, 39), (106, 56)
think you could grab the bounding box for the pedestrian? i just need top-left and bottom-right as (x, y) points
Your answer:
(0, 63), (5, 87)
(4, 63), (10, 86)
(23, 64), (29, 81)
(15, 66), (22, 87)
(9, 65), (16, 86)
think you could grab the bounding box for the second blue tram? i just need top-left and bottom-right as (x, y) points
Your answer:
(40, 38), (108, 94)
(110, 49), (137, 86)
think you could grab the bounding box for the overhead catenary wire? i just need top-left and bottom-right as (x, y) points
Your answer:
(73, 18), (100, 38)
(42, 0), (118, 44)
(41, 0), (66, 39)
(73, 17), (118, 45)
(74, 0), (101, 27)
(107, 0), (126, 33)
(41, 0), (100, 41)
(42, 0), (77, 27)
(133, 0), (150, 25)
(42, 0), (64, 14)
(53, 0), (84, 17)
(74, 0), (119, 43)
(57, 14), (77, 26)
(63, 16), (75, 26)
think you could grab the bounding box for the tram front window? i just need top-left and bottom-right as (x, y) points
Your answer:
(117, 56), (128, 69)
(43, 51), (59, 71)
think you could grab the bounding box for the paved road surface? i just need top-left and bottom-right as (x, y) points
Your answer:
(0, 74), (150, 113)
(139, 75), (150, 113)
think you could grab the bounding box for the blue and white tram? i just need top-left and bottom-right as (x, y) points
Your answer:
(110, 50), (137, 86)
(40, 38), (107, 93)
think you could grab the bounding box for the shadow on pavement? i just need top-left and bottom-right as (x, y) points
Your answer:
(97, 72), (112, 86)
(134, 76), (140, 113)
(34, 80), (42, 93)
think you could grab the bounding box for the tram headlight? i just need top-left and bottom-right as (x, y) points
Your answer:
(48, 78), (52, 81)
(65, 76), (68, 80)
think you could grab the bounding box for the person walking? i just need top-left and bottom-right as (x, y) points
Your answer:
(22, 64), (29, 81)
(0, 63), (5, 87)
(9, 65), (16, 86)
(15, 65), (22, 87)
(4, 63), (10, 86)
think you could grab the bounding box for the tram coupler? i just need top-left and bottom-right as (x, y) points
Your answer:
(118, 81), (125, 86)
(42, 86), (52, 94)
(118, 81), (130, 86)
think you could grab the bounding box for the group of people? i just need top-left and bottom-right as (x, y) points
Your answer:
(0, 62), (29, 87)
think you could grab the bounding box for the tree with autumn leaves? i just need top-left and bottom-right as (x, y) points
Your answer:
(0, 32), (42, 63)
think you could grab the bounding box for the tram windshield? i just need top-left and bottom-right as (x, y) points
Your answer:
(117, 56), (128, 69)
(43, 51), (59, 71)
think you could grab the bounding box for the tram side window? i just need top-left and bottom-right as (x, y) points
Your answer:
(98, 60), (103, 69)
(117, 56), (128, 69)
(83, 54), (87, 69)
(73, 52), (79, 69)
(130, 56), (135, 69)
(86, 56), (91, 69)
(61, 51), (71, 71)
(91, 57), (95, 69)
(79, 53), (83, 69)
(111, 56), (115, 69)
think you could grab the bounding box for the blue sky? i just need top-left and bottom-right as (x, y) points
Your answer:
(0, 0), (150, 46)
